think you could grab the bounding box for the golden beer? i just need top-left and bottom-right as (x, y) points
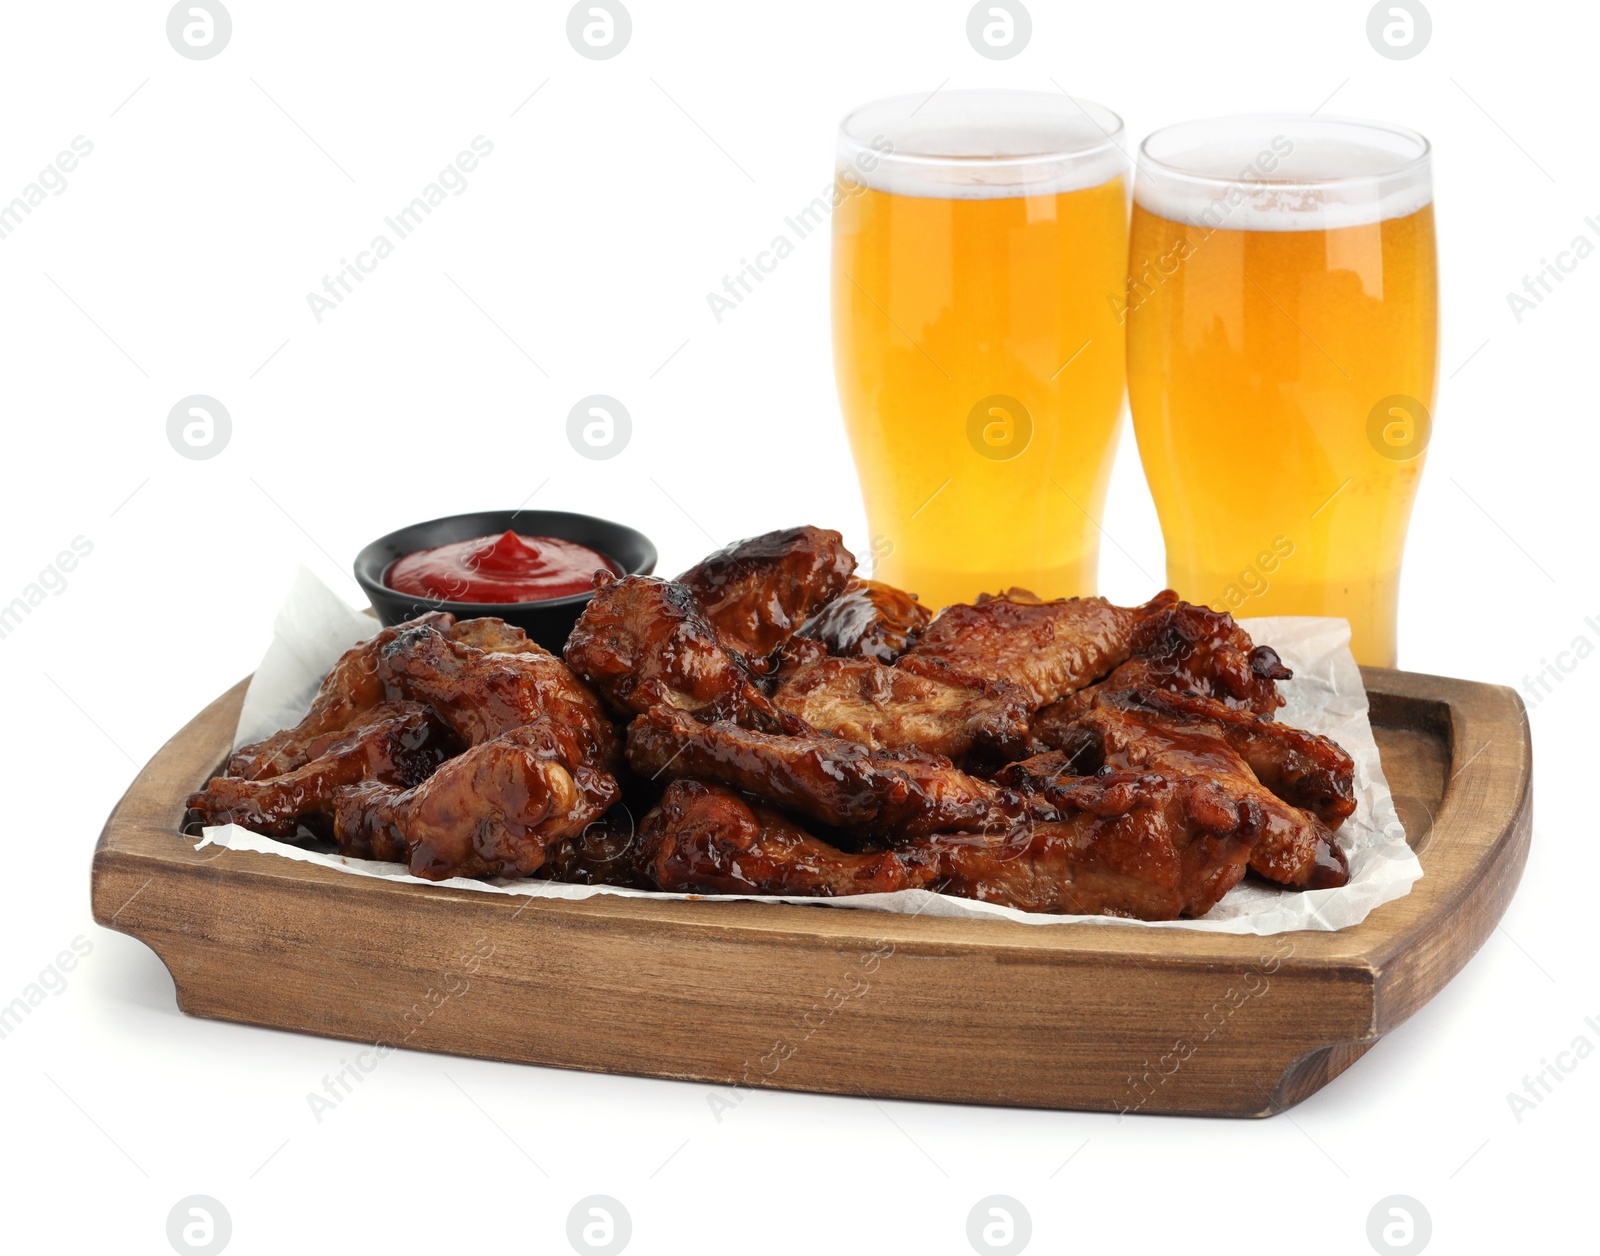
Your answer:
(832, 92), (1129, 611)
(1126, 118), (1437, 665)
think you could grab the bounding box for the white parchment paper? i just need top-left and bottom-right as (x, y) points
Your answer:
(199, 568), (1423, 934)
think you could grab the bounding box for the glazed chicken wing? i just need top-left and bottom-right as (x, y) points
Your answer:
(773, 654), (1030, 763)
(1035, 686), (1356, 825)
(1015, 705), (1347, 889)
(189, 701), (459, 838)
(677, 525), (856, 665)
(1053, 600), (1291, 719)
(330, 720), (620, 880)
(796, 577), (931, 664)
(639, 779), (941, 897)
(634, 773), (1251, 919)
(625, 706), (1026, 839)
(929, 770), (1255, 919)
(906, 589), (1178, 709)
(227, 613), (545, 781)
(563, 574), (785, 729)
(226, 612), (454, 780)
(377, 622), (617, 767)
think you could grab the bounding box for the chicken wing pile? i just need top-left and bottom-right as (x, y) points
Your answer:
(189, 525), (1358, 920)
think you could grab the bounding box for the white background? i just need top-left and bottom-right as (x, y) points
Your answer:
(1, 1), (1594, 1253)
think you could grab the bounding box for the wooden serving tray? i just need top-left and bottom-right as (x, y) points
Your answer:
(91, 668), (1530, 1117)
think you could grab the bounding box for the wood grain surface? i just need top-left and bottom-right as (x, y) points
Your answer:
(90, 666), (1531, 1117)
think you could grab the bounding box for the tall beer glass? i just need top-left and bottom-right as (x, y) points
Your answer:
(832, 91), (1129, 610)
(1126, 116), (1436, 666)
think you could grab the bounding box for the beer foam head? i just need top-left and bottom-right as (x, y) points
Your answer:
(1135, 116), (1432, 230)
(838, 90), (1126, 199)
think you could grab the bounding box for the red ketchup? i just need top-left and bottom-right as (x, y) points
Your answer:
(386, 531), (619, 604)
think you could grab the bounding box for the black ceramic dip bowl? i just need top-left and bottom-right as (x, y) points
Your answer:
(354, 510), (656, 651)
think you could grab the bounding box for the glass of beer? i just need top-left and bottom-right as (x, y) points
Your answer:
(832, 91), (1129, 610)
(1126, 116), (1436, 666)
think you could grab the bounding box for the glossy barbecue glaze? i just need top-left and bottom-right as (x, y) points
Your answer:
(188, 524), (1359, 918)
